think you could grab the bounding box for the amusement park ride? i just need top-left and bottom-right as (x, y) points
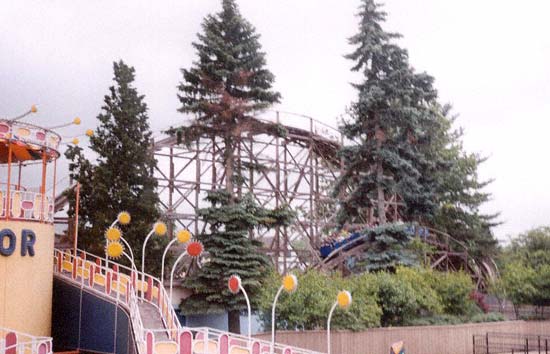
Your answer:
(0, 106), (495, 354)
(151, 111), (498, 288)
(0, 107), (352, 354)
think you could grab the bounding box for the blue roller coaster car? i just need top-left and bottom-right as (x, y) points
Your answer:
(319, 232), (363, 259)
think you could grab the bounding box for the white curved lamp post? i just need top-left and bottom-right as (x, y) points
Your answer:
(161, 229), (192, 283)
(169, 241), (204, 306)
(104, 212), (131, 268)
(140, 222), (167, 298)
(327, 290), (352, 354)
(271, 274), (298, 354)
(228, 275), (252, 339)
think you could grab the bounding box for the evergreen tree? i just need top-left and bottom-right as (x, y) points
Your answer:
(430, 105), (499, 259)
(336, 0), (440, 225)
(176, 0), (288, 333)
(65, 60), (167, 275)
(335, 0), (442, 269)
(181, 191), (292, 329)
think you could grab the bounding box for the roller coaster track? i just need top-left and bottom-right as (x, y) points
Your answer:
(314, 225), (498, 290)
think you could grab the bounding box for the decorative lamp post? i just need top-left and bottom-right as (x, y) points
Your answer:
(271, 274), (298, 354)
(228, 275), (252, 339)
(104, 212), (131, 267)
(169, 240), (204, 305)
(140, 221), (167, 297)
(327, 290), (352, 354)
(161, 229), (192, 283)
(106, 240), (137, 273)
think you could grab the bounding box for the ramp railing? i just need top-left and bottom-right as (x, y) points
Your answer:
(53, 248), (325, 354)
(0, 328), (52, 354)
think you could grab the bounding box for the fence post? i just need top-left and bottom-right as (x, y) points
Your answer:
(473, 336), (476, 354)
(545, 339), (548, 354)
(526, 338), (529, 354)
(486, 333), (490, 354)
(539, 336), (541, 354)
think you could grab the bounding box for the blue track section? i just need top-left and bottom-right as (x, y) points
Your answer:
(52, 276), (136, 354)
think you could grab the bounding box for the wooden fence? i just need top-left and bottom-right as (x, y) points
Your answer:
(254, 321), (550, 354)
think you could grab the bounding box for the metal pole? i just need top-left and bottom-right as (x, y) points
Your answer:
(327, 301), (338, 354)
(141, 229), (155, 299)
(40, 150), (47, 221)
(239, 283), (252, 340)
(169, 251), (188, 306)
(6, 142), (12, 220)
(271, 286), (284, 354)
(74, 183), (81, 254)
(161, 237), (178, 284)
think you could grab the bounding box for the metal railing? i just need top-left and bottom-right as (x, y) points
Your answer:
(0, 327), (52, 354)
(473, 332), (550, 354)
(53, 248), (325, 354)
(0, 188), (54, 222)
(0, 119), (61, 152)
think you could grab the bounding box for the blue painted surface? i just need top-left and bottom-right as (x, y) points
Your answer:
(52, 277), (135, 354)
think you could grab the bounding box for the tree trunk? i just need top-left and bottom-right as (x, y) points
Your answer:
(376, 162), (386, 224)
(225, 136), (234, 200)
(228, 310), (241, 334)
(374, 121), (386, 225)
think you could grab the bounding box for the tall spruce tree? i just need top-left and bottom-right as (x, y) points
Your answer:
(430, 105), (499, 259)
(337, 0), (440, 225)
(65, 60), (167, 275)
(176, 0), (289, 333)
(335, 0), (443, 270)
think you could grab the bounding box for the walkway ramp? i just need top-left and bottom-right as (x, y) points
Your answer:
(53, 249), (324, 354)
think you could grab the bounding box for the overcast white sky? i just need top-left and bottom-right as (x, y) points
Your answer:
(2, 0), (550, 242)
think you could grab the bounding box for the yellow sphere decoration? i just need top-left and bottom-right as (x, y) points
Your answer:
(105, 227), (122, 241)
(73, 117), (81, 125)
(31, 105), (37, 113)
(154, 222), (167, 236)
(282, 274), (298, 293)
(86, 129), (94, 137)
(176, 229), (191, 244)
(117, 211), (131, 225)
(337, 290), (352, 309)
(106, 241), (124, 259)
(72, 137), (79, 145)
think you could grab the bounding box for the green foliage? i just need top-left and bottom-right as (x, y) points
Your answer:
(65, 60), (166, 275)
(492, 227), (550, 314)
(175, 0), (283, 333)
(257, 270), (381, 331)
(334, 0), (498, 272)
(427, 271), (476, 316)
(336, 0), (441, 224)
(352, 224), (419, 272)
(429, 105), (499, 260)
(257, 267), (483, 330)
(180, 191), (282, 315)
(491, 261), (537, 315)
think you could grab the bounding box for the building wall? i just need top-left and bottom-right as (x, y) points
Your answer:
(254, 321), (550, 354)
(0, 221), (54, 336)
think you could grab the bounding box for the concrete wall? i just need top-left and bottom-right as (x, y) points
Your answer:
(255, 321), (550, 354)
(0, 221), (54, 336)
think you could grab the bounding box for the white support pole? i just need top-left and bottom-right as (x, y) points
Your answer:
(169, 251), (188, 307)
(239, 283), (252, 340)
(271, 286), (284, 354)
(327, 301), (338, 354)
(161, 237), (178, 284)
(141, 229), (155, 299)
(105, 219), (119, 269)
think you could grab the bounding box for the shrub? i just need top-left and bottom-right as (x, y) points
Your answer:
(257, 270), (381, 331)
(428, 271), (476, 316)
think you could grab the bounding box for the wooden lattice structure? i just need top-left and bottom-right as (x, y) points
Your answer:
(152, 111), (342, 271)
